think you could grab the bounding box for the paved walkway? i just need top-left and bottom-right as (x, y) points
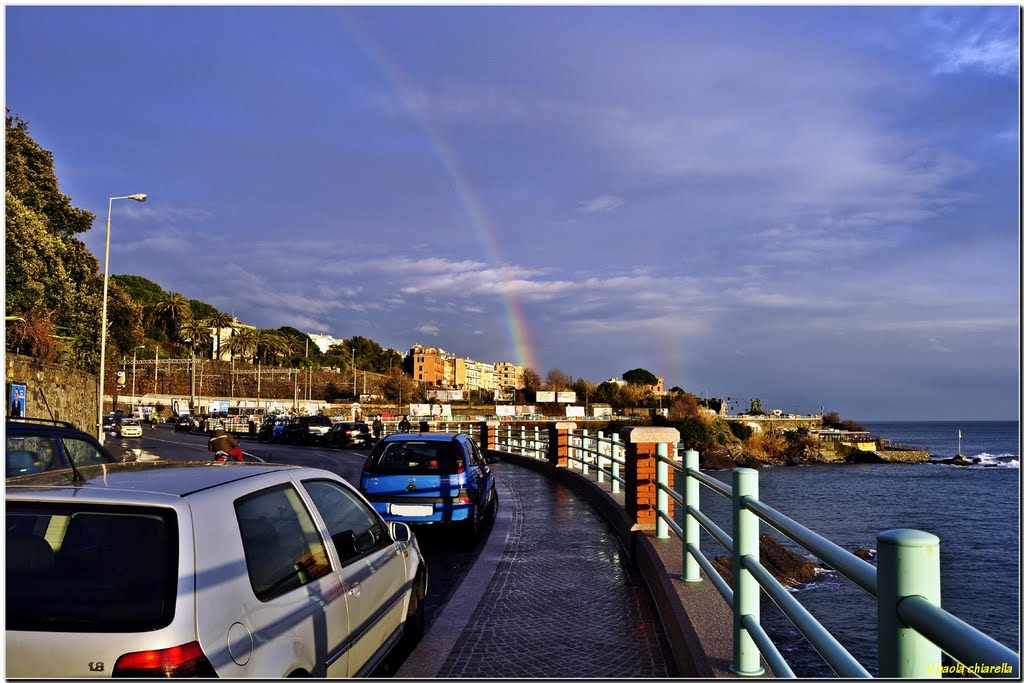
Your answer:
(398, 463), (678, 678)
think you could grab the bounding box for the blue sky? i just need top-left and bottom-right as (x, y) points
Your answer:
(5, 5), (1019, 420)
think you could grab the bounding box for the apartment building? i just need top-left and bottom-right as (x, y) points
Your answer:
(410, 345), (450, 386)
(208, 318), (256, 362)
(495, 361), (525, 390)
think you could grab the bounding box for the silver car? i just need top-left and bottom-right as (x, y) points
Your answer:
(5, 461), (428, 677)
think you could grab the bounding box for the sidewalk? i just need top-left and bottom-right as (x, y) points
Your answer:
(397, 463), (678, 678)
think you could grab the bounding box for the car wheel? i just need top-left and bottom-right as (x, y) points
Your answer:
(402, 570), (427, 647)
(485, 487), (499, 522)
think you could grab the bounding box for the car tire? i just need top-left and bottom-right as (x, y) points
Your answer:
(402, 570), (427, 648)
(485, 488), (499, 523)
(462, 504), (480, 543)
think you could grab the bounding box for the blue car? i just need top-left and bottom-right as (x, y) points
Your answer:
(359, 433), (499, 539)
(256, 416), (290, 443)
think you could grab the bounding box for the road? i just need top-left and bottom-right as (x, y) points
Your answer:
(105, 424), (494, 674)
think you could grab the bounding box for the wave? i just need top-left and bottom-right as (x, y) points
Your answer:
(930, 452), (1019, 469)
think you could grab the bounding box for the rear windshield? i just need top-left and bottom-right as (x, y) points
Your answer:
(368, 440), (464, 474)
(6, 503), (178, 632)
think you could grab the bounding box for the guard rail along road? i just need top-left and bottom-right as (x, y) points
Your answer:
(465, 420), (1019, 679)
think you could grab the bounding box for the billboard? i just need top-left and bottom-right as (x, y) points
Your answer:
(496, 405), (516, 417)
(565, 405), (585, 418)
(591, 405), (613, 418)
(536, 391), (556, 403)
(557, 391), (577, 403)
(8, 383), (26, 418)
(427, 390), (468, 402)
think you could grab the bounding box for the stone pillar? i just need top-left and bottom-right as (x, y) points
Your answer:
(547, 422), (574, 467)
(478, 420), (500, 451)
(622, 426), (680, 530)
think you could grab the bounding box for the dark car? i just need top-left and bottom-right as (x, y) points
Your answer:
(174, 415), (195, 432)
(256, 415), (291, 443)
(281, 415), (333, 444)
(327, 421), (371, 449)
(359, 432), (499, 539)
(6, 417), (121, 479)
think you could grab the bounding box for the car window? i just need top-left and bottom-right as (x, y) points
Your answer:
(467, 439), (483, 466)
(235, 484), (331, 602)
(6, 435), (60, 477)
(369, 440), (464, 474)
(61, 436), (114, 466)
(6, 503), (177, 632)
(302, 480), (389, 564)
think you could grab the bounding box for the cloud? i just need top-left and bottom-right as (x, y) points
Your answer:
(577, 195), (625, 214)
(416, 323), (440, 336)
(922, 7), (1019, 77)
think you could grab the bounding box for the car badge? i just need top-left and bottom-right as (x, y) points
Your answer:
(406, 483), (416, 492)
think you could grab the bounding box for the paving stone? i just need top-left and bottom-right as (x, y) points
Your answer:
(433, 465), (678, 678)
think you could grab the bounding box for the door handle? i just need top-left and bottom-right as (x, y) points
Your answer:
(347, 582), (361, 598)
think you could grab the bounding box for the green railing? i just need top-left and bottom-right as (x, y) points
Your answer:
(489, 426), (1019, 678)
(659, 447), (1019, 678)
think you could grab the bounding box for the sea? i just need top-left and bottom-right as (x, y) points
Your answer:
(693, 420), (1020, 677)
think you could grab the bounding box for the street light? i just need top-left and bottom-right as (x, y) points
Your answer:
(131, 345), (146, 413)
(97, 193), (147, 443)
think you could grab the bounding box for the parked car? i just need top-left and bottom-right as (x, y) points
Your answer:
(174, 415), (195, 432)
(327, 421), (371, 449)
(359, 433), (499, 539)
(115, 417), (143, 438)
(282, 415), (333, 444)
(256, 415), (291, 442)
(102, 414), (117, 432)
(6, 417), (120, 479)
(5, 461), (428, 677)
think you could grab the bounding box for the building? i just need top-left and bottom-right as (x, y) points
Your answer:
(208, 318), (256, 362)
(308, 333), (344, 355)
(410, 345), (450, 386)
(495, 362), (525, 390)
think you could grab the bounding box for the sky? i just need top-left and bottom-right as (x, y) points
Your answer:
(4, 5), (1020, 420)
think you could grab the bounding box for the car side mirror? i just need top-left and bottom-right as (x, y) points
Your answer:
(390, 521), (412, 543)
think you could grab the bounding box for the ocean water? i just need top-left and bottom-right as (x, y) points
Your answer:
(690, 421), (1020, 677)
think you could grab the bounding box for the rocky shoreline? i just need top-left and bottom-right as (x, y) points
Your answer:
(699, 444), (931, 470)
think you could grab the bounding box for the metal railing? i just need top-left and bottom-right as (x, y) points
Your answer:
(656, 447), (1019, 678)
(485, 428), (1018, 677)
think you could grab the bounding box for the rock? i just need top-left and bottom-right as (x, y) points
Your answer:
(711, 534), (825, 588)
(951, 455), (972, 466)
(853, 547), (875, 562)
(700, 451), (738, 470)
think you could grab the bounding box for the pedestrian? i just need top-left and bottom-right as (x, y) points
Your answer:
(372, 415), (383, 441)
(208, 428), (243, 461)
(398, 415), (411, 433)
(150, 413), (158, 431)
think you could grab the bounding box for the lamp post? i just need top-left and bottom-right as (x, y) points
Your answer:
(97, 193), (147, 443)
(131, 345), (146, 414)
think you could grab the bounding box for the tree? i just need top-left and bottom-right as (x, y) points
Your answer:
(178, 316), (212, 360)
(668, 392), (703, 422)
(545, 369), (571, 391)
(152, 292), (191, 337)
(6, 113), (94, 236)
(225, 328), (258, 362)
(254, 329), (290, 366)
(206, 311), (235, 360)
(622, 368), (658, 386)
(381, 367), (420, 404)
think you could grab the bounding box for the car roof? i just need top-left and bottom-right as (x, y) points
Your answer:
(5, 461), (303, 500)
(379, 432), (463, 443)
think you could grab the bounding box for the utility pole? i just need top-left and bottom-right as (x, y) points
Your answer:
(352, 346), (356, 398)
(154, 346), (159, 394)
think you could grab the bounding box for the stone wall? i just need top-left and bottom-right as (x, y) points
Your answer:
(5, 354), (98, 433)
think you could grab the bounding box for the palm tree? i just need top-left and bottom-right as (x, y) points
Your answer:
(255, 329), (290, 366)
(224, 328), (258, 363)
(153, 292), (191, 337)
(205, 311), (234, 361)
(177, 316), (212, 360)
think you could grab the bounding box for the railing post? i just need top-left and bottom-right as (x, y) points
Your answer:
(877, 529), (942, 678)
(682, 449), (701, 582)
(533, 425), (540, 458)
(547, 422), (572, 468)
(731, 468), (764, 676)
(519, 425), (525, 455)
(478, 420), (499, 452)
(581, 429), (590, 475)
(655, 442), (669, 539)
(622, 427), (679, 531)
(596, 431), (606, 484)
(611, 433), (621, 494)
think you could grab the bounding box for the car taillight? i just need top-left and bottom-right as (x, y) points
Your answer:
(113, 641), (217, 677)
(455, 489), (471, 503)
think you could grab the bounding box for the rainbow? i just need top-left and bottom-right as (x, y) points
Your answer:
(334, 10), (538, 372)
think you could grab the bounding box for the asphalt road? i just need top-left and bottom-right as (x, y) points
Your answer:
(105, 424), (494, 675)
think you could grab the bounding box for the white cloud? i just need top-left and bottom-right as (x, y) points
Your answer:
(577, 195), (625, 214)
(416, 323), (440, 336)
